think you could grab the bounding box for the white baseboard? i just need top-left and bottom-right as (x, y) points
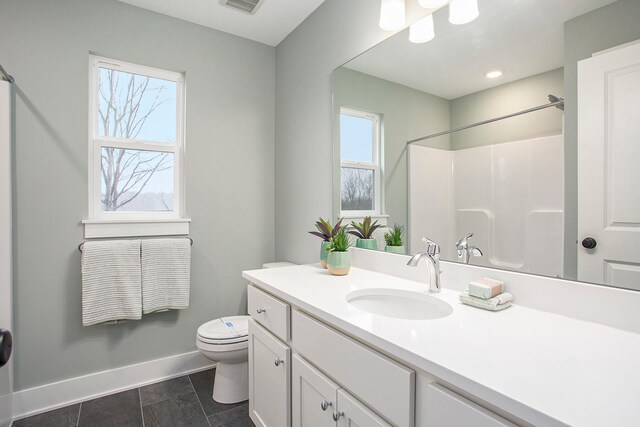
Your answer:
(13, 350), (215, 421)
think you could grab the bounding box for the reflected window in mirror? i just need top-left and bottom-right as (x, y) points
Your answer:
(339, 107), (382, 218)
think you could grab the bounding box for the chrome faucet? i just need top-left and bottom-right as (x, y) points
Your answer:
(456, 233), (483, 264)
(407, 237), (441, 293)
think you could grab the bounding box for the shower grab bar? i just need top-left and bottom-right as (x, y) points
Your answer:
(0, 64), (14, 84)
(78, 237), (193, 253)
(406, 95), (564, 145)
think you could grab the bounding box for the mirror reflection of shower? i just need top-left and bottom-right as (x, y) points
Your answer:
(408, 94), (565, 277)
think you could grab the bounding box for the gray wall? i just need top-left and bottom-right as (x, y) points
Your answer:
(274, 0), (431, 264)
(450, 68), (564, 150)
(0, 0), (275, 390)
(333, 67), (450, 231)
(563, 0), (640, 280)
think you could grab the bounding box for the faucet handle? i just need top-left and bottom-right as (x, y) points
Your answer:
(420, 236), (440, 256)
(469, 246), (483, 257)
(455, 233), (474, 249)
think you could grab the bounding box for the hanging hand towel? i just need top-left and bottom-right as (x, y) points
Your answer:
(81, 240), (142, 326)
(142, 238), (191, 314)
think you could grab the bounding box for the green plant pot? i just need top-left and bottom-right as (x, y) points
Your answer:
(356, 239), (378, 250)
(385, 245), (405, 255)
(327, 251), (351, 276)
(320, 240), (330, 268)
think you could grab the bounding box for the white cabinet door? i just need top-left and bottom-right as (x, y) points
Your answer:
(426, 384), (516, 427)
(336, 389), (391, 427)
(292, 354), (339, 427)
(577, 40), (640, 290)
(249, 319), (291, 427)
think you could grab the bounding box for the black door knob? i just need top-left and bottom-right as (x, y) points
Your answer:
(0, 329), (12, 368)
(582, 237), (597, 249)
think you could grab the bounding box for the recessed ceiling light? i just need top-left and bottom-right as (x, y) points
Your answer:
(486, 70), (503, 79)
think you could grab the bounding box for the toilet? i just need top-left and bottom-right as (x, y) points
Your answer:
(196, 261), (296, 404)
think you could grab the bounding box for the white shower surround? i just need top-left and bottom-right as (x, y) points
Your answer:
(409, 134), (564, 277)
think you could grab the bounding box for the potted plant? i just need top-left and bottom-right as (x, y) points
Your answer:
(348, 216), (382, 250)
(325, 227), (352, 276)
(309, 217), (343, 268)
(384, 224), (405, 254)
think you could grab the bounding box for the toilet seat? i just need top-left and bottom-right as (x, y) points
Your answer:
(197, 315), (249, 346)
(196, 338), (248, 352)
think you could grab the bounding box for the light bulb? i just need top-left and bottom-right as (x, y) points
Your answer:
(418, 0), (450, 9)
(449, 0), (479, 25)
(379, 0), (406, 31)
(486, 70), (503, 79)
(409, 14), (435, 44)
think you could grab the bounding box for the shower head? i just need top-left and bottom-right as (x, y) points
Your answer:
(548, 94), (565, 111)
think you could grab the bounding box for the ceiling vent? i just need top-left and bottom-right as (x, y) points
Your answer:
(224, 0), (265, 14)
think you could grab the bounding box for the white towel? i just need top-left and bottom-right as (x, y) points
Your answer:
(141, 238), (191, 314)
(81, 240), (142, 326)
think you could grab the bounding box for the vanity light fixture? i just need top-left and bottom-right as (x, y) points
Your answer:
(409, 14), (435, 43)
(486, 70), (503, 79)
(449, 0), (479, 25)
(379, 0), (406, 31)
(418, 0), (451, 8)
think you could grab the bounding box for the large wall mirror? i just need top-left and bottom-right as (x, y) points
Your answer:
(332, 0), (640, 290)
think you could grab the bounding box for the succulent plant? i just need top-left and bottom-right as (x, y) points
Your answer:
(348, 216), (382, 239)
(309, 217), (344, 242)
(326, 227), (351, 252)
(384, 224), (405, 247)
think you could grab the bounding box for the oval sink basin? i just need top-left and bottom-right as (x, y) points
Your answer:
(346, 288), (453, 320)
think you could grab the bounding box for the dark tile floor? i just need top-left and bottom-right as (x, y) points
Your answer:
(13, 368), (254, 427)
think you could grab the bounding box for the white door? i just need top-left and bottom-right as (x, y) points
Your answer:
(292, 354), (338, 427)
(0, 80), (13, 427)
(336, 389), (391, 427)
(577, 41), (640, 290)
(248, 319), (291, 427)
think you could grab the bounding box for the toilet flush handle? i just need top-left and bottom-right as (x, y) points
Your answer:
(274, 358), (284, 367)
(256, 308), (266, 314)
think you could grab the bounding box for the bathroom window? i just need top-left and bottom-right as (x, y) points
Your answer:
(84, 56), (188, 237)
(340, 108), (381, 217)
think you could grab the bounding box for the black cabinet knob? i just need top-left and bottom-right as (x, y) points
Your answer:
(582, 237), (597, 249)
(0, 329), (12, 368)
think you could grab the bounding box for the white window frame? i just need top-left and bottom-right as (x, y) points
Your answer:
(84, 56), (189, 238)
(339, 107), (382, 218)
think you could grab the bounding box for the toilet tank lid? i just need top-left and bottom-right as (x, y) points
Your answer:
(262, 261), (297, 269)
(197, 315), (249, 340)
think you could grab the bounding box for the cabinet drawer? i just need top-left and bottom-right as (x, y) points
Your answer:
(426, 383), (517, 427)
(292, 310), (414, 427)
(248, 285), (290, 342)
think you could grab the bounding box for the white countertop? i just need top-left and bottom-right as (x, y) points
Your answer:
(243, 264), (640, 427)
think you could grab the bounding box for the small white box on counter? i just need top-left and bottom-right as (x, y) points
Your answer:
(468, 278), (504, 300)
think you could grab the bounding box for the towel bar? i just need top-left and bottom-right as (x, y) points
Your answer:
(78, 237), (193, 253)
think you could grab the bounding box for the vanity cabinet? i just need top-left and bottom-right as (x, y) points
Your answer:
(247, 282), (516, 427)
(292, 354), (391, 427)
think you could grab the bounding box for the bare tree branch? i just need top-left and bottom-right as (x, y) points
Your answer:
(341, 168), (374, 210)
(99, 71), (173, 211)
